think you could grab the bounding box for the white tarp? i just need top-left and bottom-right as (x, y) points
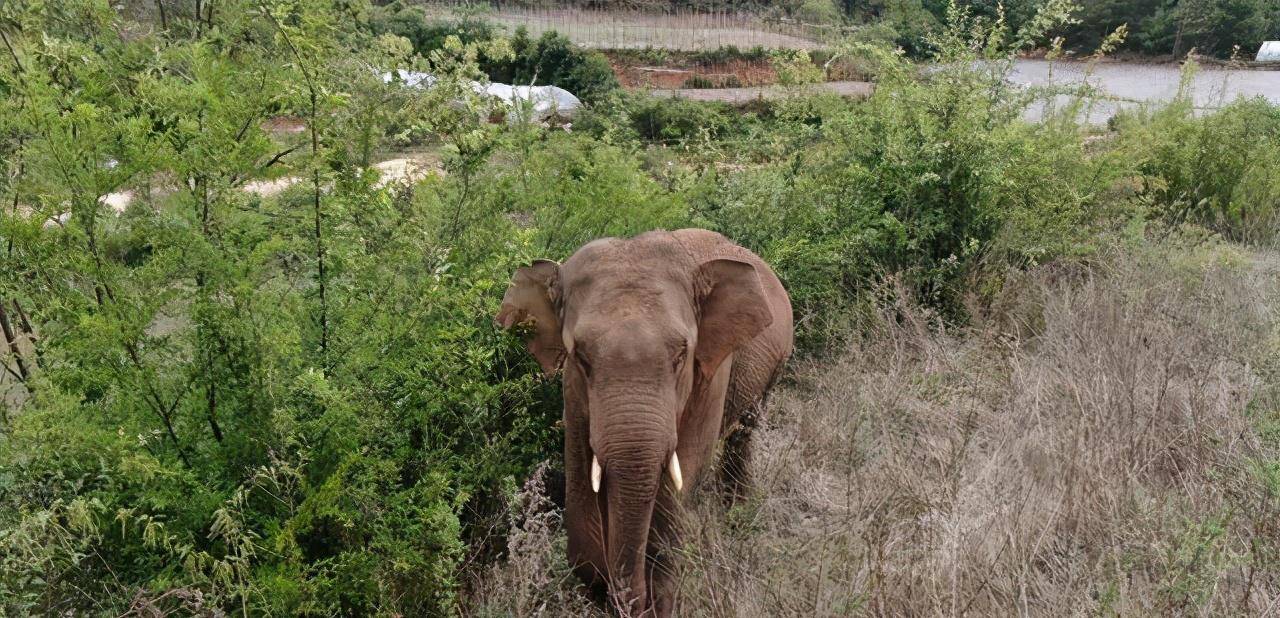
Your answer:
(1258, 42), (1280, 62)
(381, 70), (581, 122)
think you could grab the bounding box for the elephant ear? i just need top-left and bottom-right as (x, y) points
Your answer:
(694, 258), (773, 379)
(495, 259), (565, 376)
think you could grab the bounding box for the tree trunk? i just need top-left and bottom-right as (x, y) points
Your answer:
(312, 91), (327, 358)
(0, 299), (30, 384)
(207, 376), (223, 442)
(11, 299), (38, 365)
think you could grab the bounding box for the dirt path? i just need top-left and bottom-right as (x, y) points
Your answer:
(653, 80), (873, 103)
(99, 154), (443, 215)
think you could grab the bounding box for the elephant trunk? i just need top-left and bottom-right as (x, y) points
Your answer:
(593, 398), (676, 616)
(604, 451), (663, 615)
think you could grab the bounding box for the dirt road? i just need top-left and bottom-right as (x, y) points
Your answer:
(98, 154), (442, 215)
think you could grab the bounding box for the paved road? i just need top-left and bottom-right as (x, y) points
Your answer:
(660, 60), (1279, 121)
(1011, 59), (1280, 122)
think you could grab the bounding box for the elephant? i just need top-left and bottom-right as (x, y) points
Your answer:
(495, 228), (793, 616)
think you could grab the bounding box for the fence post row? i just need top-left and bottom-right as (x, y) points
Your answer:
(428, 1), (847, 51)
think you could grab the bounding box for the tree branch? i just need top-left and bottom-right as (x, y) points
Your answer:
(0, 298), (30, 384)
(259, 1), (328, 358)
(0, 27), (25, 74)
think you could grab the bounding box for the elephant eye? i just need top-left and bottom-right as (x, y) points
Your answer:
(575, 349), (592, 378)
(672, 344), (687, 372)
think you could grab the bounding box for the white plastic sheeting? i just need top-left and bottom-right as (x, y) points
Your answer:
(381, 70), (581, 122)
(1258, 42), (1280, 62)
(389, 69), (438, 88)
(482, 82), (582, 121)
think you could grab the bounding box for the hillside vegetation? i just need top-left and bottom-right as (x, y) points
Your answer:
(2, 1), (1280, 615)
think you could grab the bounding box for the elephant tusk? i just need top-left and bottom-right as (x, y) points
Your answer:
(669, 452), (683, 492)
(591, 455), (602, 493)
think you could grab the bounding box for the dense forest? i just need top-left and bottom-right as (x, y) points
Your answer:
(2, 0), (1280, 615)
(892, 0), (1280, 58)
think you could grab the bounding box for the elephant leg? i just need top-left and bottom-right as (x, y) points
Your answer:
(720, 352), (788, 504)
(647, 559), (677, 618)
(718, 344), (788, 503)
(719, 420), (754, 503)
(719, 392), (768, 504)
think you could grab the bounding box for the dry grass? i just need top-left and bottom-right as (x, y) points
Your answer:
(462, 463), (600, 618)
(462, 241), (1280, 616)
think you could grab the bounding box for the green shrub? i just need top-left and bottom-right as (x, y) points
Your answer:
(276, 458), (464, 615)
(367, 3), (498, 54)
(682, 74), (742, 88)
(628, 96), (740, 143)
(770, 49), (825, 85)
(684, 74), (716, 89)
(690, 45), (769, 64)
(1115, 93), (1280, 244)
(704, 46), (1131, 351)
(795, 0), (843, 24)
(483, 133), (695, 255)
(883, 0), (943, 55)
(0, 5), (568, 614)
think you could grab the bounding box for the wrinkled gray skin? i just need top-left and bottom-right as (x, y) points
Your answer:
(496, 229), (793, 616)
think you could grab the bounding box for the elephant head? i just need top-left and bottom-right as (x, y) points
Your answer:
(495, 234), (774, 613)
